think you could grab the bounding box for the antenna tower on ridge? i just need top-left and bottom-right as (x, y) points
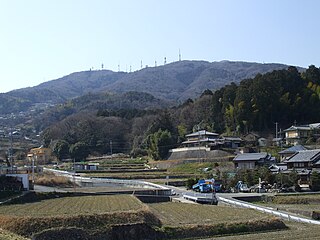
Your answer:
(164, 57), (167, 65)
(179, 49), (181, 61)
(141, 60), (143, 69)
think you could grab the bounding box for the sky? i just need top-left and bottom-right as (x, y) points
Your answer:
(1, 0), (320, 93)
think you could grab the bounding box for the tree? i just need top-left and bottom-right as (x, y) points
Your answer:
(69, 142), (90, 162)
(52, 140), (70, 161)
(310, 172), (320, 191)
(146, 129), (173, 160)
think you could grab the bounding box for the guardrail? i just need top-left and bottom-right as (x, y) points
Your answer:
(218, 196), (320, 225)
(43, 168), (171, 194)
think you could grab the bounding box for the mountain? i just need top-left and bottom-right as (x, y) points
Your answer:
(0, 60), (299, 114)
(33, 91), (169, 131)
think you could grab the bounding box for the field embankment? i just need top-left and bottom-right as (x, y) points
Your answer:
(0, 193), (288, 239)
(260, 194), (320, 219)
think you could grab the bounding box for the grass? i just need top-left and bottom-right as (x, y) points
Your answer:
(149, 202), (269, 226)
(0, 195), (144, 217)
(0, 194), (159, 238)
(271, 194), (320, 204)
(82, 171), (196, 179)
(205, 222), (320, 240)
(149, 202), (286, 239)
(34, 175), (73, 188)
(257, 194), (320, 219)
(0, 194), (289, 239)
(0, 228), (29, 240)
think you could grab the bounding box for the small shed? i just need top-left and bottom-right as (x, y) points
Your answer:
(74, 162), (99, 171)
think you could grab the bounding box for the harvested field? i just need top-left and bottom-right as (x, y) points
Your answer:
(206, 222), (320, 240)
(0, 195), (290, 239)
(82, 171), (196, 179)
(149, 202), (286, 239)
(271, 194), (320, 204)
(149, 202), (271, 226)
(0, 195), (160, 238)
(0, 195), (143, 217)
(258, 194), (320, 218)
(0, 228), (28, 240)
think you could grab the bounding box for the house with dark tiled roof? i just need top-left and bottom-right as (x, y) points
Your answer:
(284, 149), (320, 184)
(285, 149), (320, 170)
(233, 152), (275, 170)
(278, 145), (307, 161)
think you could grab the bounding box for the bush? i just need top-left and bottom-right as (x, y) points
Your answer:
(185, 178), (198, 189)
(310, 172), (320, 191)
(34, 176), (74, 187)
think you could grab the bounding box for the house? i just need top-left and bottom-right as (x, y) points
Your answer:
(233, 152), (275, 170)
(243, 133), (260, 146)
(278, 145), (307, 161)
(219, 137), (242, 149)
(285, 149), (320, 170)
(284, 149), (320, 185)
(181, 130), (219, 149)
(283, 123), (320, 145)
(28, 146), (52, 164)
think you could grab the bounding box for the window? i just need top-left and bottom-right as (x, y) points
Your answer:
(293, 162), (305, 168)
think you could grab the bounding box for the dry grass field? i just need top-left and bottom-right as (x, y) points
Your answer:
(206, 222), (320, 240)
(0, 228), (29, 240)
(149, 202), (270, 226)
(259, 194), (320, 218)
(0, 194), (160, 238)
(0, 195), (143, 217)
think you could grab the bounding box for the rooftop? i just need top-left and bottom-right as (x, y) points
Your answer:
(279, 145), (307, 154)
(234, 152), (268, 161)
(285, 149), (320, 163)
(186, 130), (219, 138)
(283, 123), (320, 132)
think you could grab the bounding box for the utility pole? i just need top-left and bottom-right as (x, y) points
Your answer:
(9, 119), (13, 173)
(275, 122), (278, 139)
(32, 155), (35, 184)
(110, 140), (113, 160)
(73, 157), (76, 192)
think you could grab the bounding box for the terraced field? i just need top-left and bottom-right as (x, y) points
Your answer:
(0, 195), (143, 217)
(207, 222), (320, 240)
(258, 194), (320, 218)
(0, 228), (28, 240)
(149, 202), (268, 226)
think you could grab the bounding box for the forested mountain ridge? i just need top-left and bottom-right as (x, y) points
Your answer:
(42, 65), (320, 160)
(0, 60), (294, 114)
(33, 91), (170, 131)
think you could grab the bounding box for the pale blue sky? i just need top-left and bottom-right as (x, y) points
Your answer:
(1, 0), (319, 93)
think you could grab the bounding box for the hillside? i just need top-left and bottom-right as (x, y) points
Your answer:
(0, 60), (296, 114)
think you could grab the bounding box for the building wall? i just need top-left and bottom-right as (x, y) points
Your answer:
(237, 161), (255, 169)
